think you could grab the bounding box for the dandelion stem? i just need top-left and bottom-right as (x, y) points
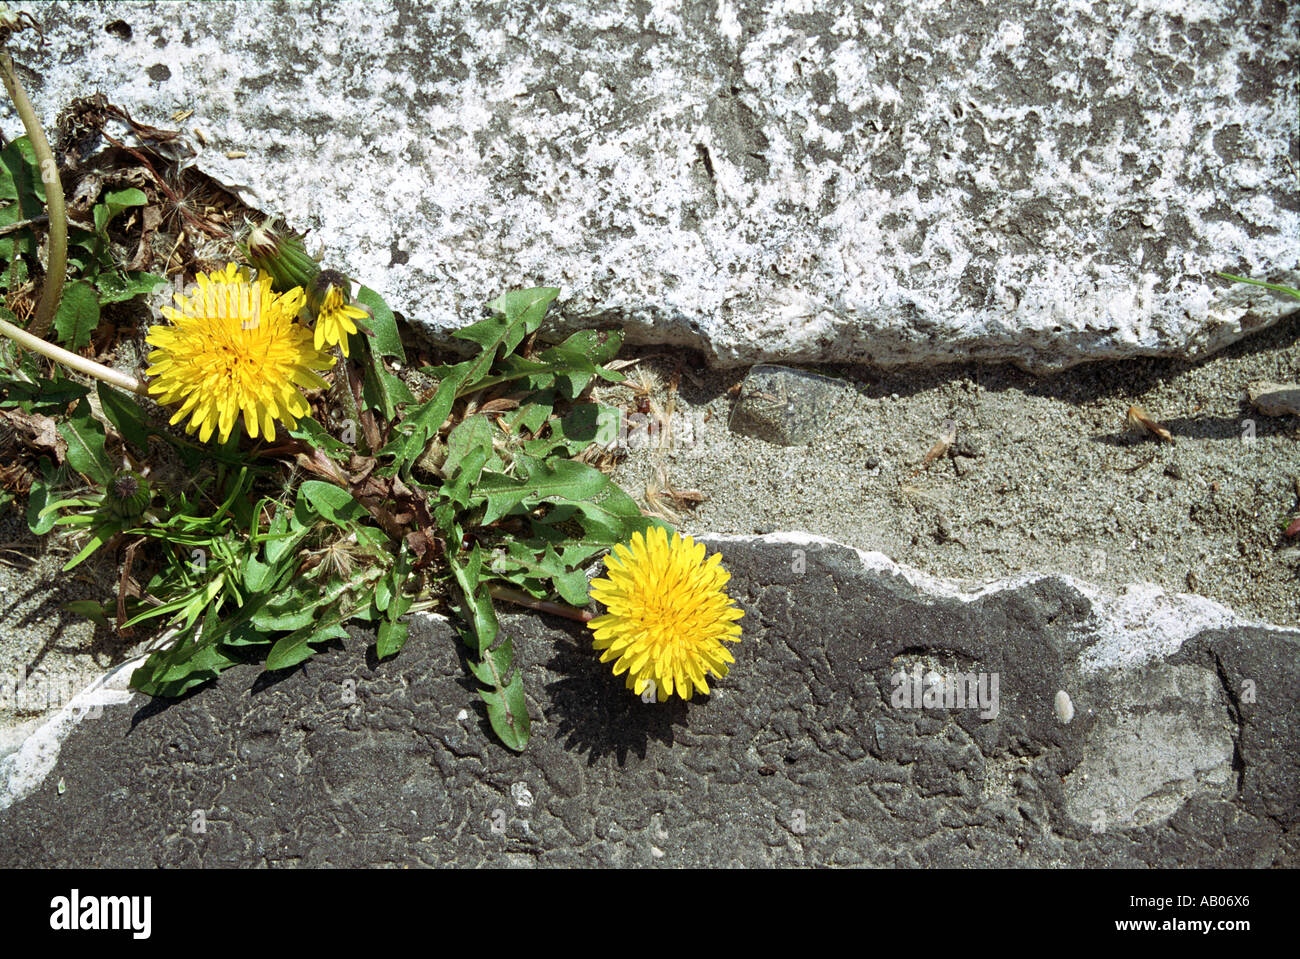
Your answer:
(0, 49), (67, 339)
(0, 311), (148, 395)
(487, 584), (594, 622)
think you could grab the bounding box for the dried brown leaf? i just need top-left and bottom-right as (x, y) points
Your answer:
(1, 408), (67, 463)
(914, 419), (958, 473)
(1126, 404), (1173, 443)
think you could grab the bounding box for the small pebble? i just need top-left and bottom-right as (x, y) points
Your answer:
(1054, 690), (1075, 725)
(1248, 381), (1300, 417)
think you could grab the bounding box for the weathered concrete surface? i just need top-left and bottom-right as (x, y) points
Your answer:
(1, 534), (1295, 867)
(12, 1), (1299, 370)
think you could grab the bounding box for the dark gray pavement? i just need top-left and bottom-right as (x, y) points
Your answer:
(1, 535), (1295, 866)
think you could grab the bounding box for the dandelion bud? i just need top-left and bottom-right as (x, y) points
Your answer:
(307, 270), (350, 319)
(307, 269), (368, 357)
(106, 471), (151, 520)
(242, 220), (320, 293)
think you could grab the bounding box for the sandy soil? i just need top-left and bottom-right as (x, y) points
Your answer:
(606, 308), (1300, 629)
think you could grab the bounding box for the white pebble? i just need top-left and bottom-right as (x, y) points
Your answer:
(1054, 690), (1075, 724)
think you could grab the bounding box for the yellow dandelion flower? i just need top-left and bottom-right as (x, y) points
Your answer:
(587, 526), (744, 702)
(145, 263), (335, 444)
(310, 280), (367, 357)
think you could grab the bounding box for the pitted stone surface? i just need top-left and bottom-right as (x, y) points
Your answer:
(1, 534), (1296, 867)
(12, 1), (1299, 370)
(1062, 664), (1235, 831)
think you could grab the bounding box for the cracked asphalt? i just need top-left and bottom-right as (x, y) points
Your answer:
(2, 536), (1295, 867)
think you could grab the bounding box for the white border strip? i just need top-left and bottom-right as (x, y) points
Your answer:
(0, 656), (142, 812)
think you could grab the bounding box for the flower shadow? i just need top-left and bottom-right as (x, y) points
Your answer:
(541, 618), (694, 766)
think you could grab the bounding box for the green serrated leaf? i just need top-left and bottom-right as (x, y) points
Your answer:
(287, 417), (351, 459)
(453, 287), (560, 386)
(265, 619), (350, 672)
(92, 188), (147, 244)
(262, 505), (311, 566)
(522, 403), (612, 459)
(25, 458), (59, 535)
(509, 392), (556, 435)
(567, 484), (657, 544)
(551, 567), (592, 606)
(443, 414), (493, 483)
(358, 331), (414, 420)
(373, 542), (413, 629)
(478, 654), (530, 751)
(376, 619), (409, 659)
(57, 400), (112, 485)
(102, 187), (147, 217)
(97, 382), (150, 451)
(0, 137), (44, 215)
(350, 602), (380, 625)
(373, 570), (394, 613)
(537, 329), (626, 397)
(0, 374), (89, 411)
(241, 555), (279, 594)
(52, 281), (100, 351)
(223, 621), (276, 648)
(447, 543), (530, 750)
(355, 286), (405, 362)
(63, 599), (113, 630)
(448, 546), (498, 655)
(379, 359), (471, 474)
(295, 480), (364, 526)
(94, 270), (167, 305)
(475, 458), (613, 526)
(129, 610), (240, 698)
(0, 143), (20, 204)
(252, 585), (328, 632)
(484, 287), (560, 332)
(443, 445), (489, 509)
(254, 558), (384, 632)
